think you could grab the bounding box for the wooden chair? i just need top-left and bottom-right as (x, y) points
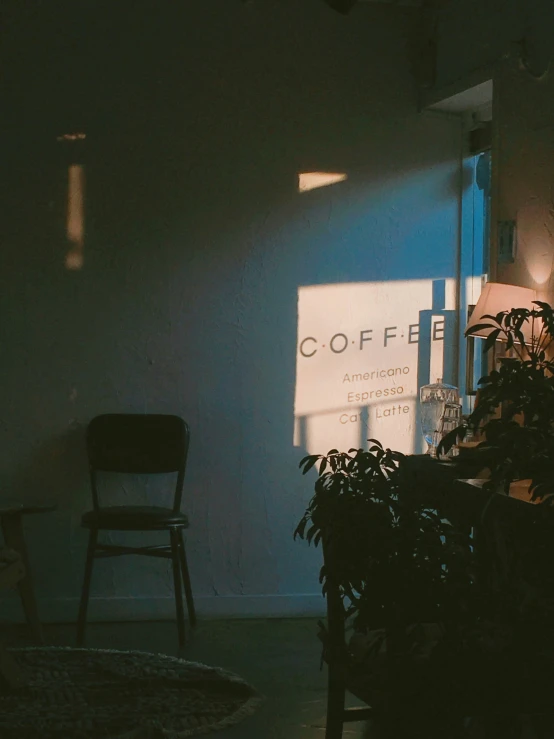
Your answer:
(77, 414), (196, 648)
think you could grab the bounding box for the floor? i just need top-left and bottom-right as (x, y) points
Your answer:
(3, 618), (371, 739)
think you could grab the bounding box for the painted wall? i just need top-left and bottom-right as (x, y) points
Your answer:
(494, 59), (554, 298)
(433, 0), (554, 298)
(434, 0), (554, 89)
(2, 0), (463, 621)
(435, 0), (513, 88)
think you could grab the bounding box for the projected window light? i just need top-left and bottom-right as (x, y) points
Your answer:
(294, 279), (456, 456)
(57, 132), (86, 142)
(298, 172), (347, 193)
(65, 163), (85, 270)
(518, 204), (554, 290)
(57, 133), (86, 270)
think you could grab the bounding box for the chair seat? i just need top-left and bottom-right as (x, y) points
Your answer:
(81, 506), (189, 531)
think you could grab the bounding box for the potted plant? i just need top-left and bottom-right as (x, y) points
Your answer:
(436, 300), (554, 726)
(295, 437), (554, 736)
(439, 300), (554, 499)
(295, 440), (475, 714)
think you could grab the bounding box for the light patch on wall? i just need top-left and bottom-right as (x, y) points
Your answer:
(465, 274), (485, 308)
(57, 132), (86, 142)
(518, 204), (554, 291)
(293, 279), (456, 455)
(298, 172), (347, 193)
(66, 164), (85, 270)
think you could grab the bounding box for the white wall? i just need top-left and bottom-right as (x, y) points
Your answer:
(494, 60), (554, 299)
(1, 0), (463, 621)
(432, 0), (554, 298)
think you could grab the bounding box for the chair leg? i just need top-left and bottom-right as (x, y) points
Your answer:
(1, 512), (45, 645)
(178, 530), (196, 628)
(77, 528), (98, 647)
(170, 529), (186, 649)
(325, 663), (345, 739)
(0, 637), (27, 691)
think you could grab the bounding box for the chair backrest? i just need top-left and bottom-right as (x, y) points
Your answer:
(86, 414), (190, 512)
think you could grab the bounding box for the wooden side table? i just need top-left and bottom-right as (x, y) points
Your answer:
(0, 549), (27, 689)
(0, 504), (57, 645)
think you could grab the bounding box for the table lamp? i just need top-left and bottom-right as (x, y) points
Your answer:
(465, 282), (537, 394)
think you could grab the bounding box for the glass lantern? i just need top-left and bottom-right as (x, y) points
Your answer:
(419, 378), (460, 456)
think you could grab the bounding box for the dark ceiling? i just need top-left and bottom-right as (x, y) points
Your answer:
(2, 0), (428, 143)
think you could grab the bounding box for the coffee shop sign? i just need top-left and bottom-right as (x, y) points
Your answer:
(298, 319), (445, 358)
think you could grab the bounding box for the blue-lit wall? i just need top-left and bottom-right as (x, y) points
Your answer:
(1, 0), (463, 620)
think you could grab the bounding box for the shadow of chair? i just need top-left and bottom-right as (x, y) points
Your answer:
(76, 414), (196, 649)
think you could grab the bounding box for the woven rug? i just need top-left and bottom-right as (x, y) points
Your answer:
(0, 646), (263, 738)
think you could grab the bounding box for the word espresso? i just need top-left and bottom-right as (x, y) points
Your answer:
(344, 366), (410, 403)
(347, 386), (405, 403)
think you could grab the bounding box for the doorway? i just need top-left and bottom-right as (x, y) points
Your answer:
(460, 149), (491, 410)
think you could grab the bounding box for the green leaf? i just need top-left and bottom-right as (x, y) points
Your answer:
(301, 456), (319, 474)
(484, 328), (501, 353)
(514, 328), (526, 350)
(294, 517), (308, 540)
(465, 322), (497, 337)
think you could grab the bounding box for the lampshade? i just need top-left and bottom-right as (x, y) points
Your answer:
(465, 282), (537, 342)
